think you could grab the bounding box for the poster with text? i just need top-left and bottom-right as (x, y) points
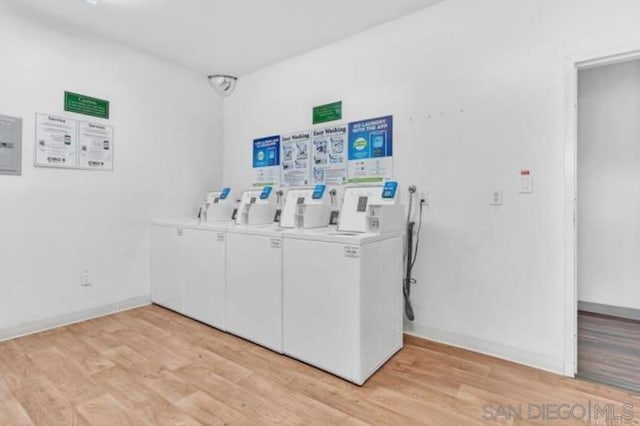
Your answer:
(253, 135), (281, 185)
(311, 125), (348, 185)
(347, 115), (393, 183)
(78, 121), (114, 170)
(281, 131), (310, 187)
(35, 114), (78, 168)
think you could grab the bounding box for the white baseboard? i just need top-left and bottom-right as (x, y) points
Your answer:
(0, 295), (151, 343)
(579, 301), (640, 322)
(404, 321), (565, 376)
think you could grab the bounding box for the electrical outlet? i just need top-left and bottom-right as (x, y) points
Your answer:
(491, 190), (503, 206)
(81, 271), (92, 287)
(419, 191), (428, 205)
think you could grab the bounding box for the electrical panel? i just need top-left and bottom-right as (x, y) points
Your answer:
(0, 115), (22, 176)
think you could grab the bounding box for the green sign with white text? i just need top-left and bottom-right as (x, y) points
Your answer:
(64, 92), (110, 119)
(313, 101), (342, 124)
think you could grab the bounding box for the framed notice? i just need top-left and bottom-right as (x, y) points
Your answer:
(78, 121), (114, 171)
(35, 114), (78, 169)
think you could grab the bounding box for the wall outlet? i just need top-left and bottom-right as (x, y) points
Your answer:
(81, 271), (92, 287)
(419, 191), (428, 206)
(491, 190), (503, 206)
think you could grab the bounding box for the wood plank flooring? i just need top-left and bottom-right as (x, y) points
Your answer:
(578, 310), (640, 394)
(0, 305), (638, 425)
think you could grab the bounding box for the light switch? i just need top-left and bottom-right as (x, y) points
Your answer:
(520, 170), (533, 193)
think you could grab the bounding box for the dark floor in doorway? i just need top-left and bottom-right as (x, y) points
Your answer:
(578, 311), (640, 394)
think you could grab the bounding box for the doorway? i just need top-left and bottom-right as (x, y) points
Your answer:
(576, 58), (640, 393)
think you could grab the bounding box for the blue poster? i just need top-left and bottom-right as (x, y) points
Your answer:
(347, 116), (393, 182)
(253, 135), (280, 168)
(253, 135), (281, 185)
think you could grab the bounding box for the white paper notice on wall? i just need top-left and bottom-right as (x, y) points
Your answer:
(311, 125), (348, 185)
(35, 113), (78, 168)
(78, 121), (114, 171)
(281, 131), (310, 186)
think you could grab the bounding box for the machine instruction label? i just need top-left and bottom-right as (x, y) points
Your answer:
(270, 239), (282, 249)
(344, 246), (360, 258)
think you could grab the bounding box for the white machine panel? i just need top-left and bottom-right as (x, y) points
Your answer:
(279, 184), (330, 229)
(338, 186), (383, 233)
(235, 186), (277, 225)
(226, 232), (283, 352)
(204, 187), (235, 223)
(338, 182), (402, 234)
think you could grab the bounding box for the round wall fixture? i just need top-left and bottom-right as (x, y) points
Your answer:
(208, 74), (238, 97)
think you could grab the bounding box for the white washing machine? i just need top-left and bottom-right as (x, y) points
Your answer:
(226, 185), (331, 353)
(151, 188), (237, 330)
(226, 186), (283, 351)
(282, 182), (405, 385)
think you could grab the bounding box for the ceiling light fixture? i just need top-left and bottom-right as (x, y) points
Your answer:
(85, 0), (99, 5)
(208, 74), (238, 97)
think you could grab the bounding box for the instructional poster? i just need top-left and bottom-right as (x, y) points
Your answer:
(281, 131), (310, 186)
(35, 114), (78, 168)
(253, 135), (281, 185)
(311, 125), (348, 185)
(78, 121), (114, 170)
(347, 115), (393, 183)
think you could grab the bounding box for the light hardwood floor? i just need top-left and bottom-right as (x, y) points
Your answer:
(1, 305), (639, 425)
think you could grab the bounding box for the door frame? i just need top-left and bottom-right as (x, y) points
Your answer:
(564, 45), (640, 377)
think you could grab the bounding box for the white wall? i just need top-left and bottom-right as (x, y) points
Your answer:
(0, 2), (223, 336)
(223, 0), (640, 373)
(578, 60), (640, 311)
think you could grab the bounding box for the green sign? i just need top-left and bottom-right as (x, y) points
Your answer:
(64, 92), (110, 119)
(313, 101), (342, 124)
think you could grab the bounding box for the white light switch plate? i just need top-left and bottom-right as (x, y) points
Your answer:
(491, 190), (503, 206)
(520, 170), (533, 193)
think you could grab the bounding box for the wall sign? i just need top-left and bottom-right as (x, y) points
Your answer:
(281, 131), (310, 186)
(78, 121), (114, 170)
(35, 114), (78, 168)
(251, 114), (393, 186)
(313, 101), (342, 125)
(64, 91), (110, 119)
(311, 125), (347, 185)
(253, 135), (281, 185)
(35, 113), (115, 171)
(347, 115), (393, 183)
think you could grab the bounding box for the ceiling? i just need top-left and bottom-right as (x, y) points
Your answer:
(8, 0), (441, 77)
